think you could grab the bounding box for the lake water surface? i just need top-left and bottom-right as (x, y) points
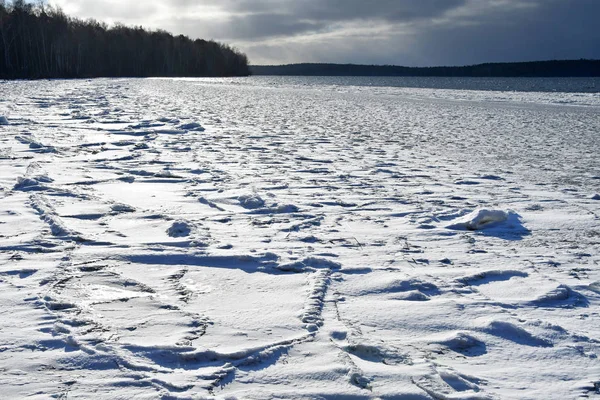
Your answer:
(189, 75), (600, 93)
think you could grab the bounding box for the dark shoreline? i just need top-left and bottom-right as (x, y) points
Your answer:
(251, 60), (600, 78)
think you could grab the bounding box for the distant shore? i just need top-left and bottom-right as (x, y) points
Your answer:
(250, 60), (600, 77)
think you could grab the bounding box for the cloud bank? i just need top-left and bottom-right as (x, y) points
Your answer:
(51, 0), (600, 66)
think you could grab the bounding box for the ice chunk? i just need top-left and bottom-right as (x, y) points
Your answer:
(447, 208), (510, 230)
(167, 221), (193, 237)
(178, 122), (205, 131)
(110, 203), (136, 213)
(238, 194), (265, 209)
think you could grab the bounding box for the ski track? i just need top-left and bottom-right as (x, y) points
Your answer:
(0, 78), (599, 399)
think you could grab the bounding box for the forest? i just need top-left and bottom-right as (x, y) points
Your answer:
(251, 60), (600, 77)
(0, 0), (250, 79)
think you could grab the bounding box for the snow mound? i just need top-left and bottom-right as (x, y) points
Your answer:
(15, 135), (55, 151)
(238, 194), (265, 209)
(482, 320), (553, 347)
(30, 194), (78, 237)
(198, 196), (225, 211)
(277, 257), (341, 272)
(271, 203), (299, 213)
(414, 368), (488, 400)
(167, 221), (194, 237)
(154, 169), (182, 179)
(534, 285), (571, 303)
(134, 142), (150, 150)
(446, 208), (511, 230)
(14, 176), (53, 191)
(157, 117), (179, 123)
(529, 284), (588, 307)
(249, 203), (300, 214)
(430, 332), (486, 356)
(178, 122), (205, 131)
(111, 203), (136, 213)
(14, 162), (54, 191)
(300, 269), (330, 331)
(391, 290), (430, 301)
(0, 115), (8, 125)
(458, 269), (528, 285)
(344, 342), (410, 365)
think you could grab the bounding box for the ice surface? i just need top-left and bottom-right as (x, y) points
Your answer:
(0, 77), (598, 399)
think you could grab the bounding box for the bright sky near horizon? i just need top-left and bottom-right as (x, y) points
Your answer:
(49, 0), (600, 66)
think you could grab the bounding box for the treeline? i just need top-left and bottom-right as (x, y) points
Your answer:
(251, 60), (600, 77)
(0, 0), (249, 79)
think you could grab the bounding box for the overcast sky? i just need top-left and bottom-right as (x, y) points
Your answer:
(51, 0), (600, 66)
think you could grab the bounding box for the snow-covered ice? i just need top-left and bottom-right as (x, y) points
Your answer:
(0, 77), (599, 399)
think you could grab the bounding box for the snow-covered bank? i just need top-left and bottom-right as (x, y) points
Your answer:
(0, 78), (598, 399)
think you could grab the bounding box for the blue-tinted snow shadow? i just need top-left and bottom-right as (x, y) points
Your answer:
(120, 252), (283, 274)
(483, 321), (553, 347)
(452, 341), (488, 357)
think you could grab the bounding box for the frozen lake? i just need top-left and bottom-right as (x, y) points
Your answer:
(0, 77), (599, 399)
(233, 75), (600, 92)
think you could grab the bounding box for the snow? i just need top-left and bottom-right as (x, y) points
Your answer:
(238, 194), (266, 209)
(178, 122), (205, 131)
(446, 208), (521, 231)
(167, 220), (194, 237)
(0, 77), (598, 399)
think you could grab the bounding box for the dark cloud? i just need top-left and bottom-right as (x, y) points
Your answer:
(169, 13), (327, 41)
(297, 0), (466, 22)
(52, 0), (600, 66)
(211, 0), (467, 23)
(162, 0), (467, 41)
(403, 0), (600, 66)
